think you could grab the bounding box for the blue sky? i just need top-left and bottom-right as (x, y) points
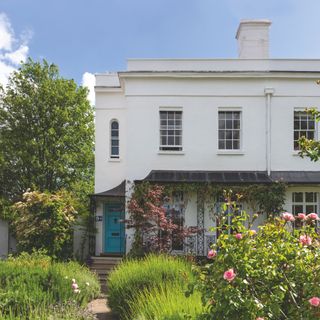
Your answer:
(1, 0), (320, 103)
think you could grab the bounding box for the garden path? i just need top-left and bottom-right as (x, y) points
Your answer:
(88, 297), (117, 320)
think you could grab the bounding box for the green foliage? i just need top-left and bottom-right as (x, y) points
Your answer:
(133, 181), (286, 217)
(0, 251), (100, 319)
(10, 190), (78, 259)
(299, 107), (320, 161)
(192, 209), (320, 319)
(108, 254), (194, 318)
(0, 58), (94, 200)
(126, 282), (203, 320)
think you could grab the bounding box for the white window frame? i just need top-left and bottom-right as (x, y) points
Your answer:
(217, 107), (243, 153)
(293, 108), (316, 151)
(291, 191), (319, 214)
(159, 107), (183, 153)
(109, 119), (120, 160)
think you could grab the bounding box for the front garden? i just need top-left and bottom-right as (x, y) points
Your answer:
(0, 251), (100, 319)
(108, 200), (320, 320)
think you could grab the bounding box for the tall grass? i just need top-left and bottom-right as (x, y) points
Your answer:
(108, 254), (194, 318)
(126, 282), (203, 320)
(0, 252), (100, 319)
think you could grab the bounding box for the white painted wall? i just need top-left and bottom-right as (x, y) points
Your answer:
(95, 59), (320, 255)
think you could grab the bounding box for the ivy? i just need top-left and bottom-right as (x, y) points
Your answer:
(132, 181), (286, 217)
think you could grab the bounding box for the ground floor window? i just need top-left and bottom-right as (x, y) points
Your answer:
(163, 192), (184, 251)
(292, 192), (318, 214)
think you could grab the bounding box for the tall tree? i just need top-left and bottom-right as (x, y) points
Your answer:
(0, 59), (94, 201)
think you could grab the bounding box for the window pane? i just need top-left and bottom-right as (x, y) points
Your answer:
(233, 112), (240, 120)
(161, 137), (167, 145)
(219, 130), (225, 139)
(226, 140), (233, 149)
(111, 121), (118, 130)
(219, 112), (226, 120)
(111, 130), (118, 137)
(175, 136), (181, 145)
(293, 192), (303, 202)
(306, 205), (316, 214)
(226, 120), (233, 129)
(293, 205), (303, 214)
(219, 120), (225, 129)
(111, 140), (119, 146)
(233, 130), (240, 140)
(168, 136), (174, 145)
(111, 146), (119, 155)
(307, 131), (314, 139)
(234, 120), (240, 129)
(306, 192), (316, 202)
(226, 112), (232, 120)
(226, 130), (232, 139)
(219, 140), (225, 149)
(233, 140), (240, 149)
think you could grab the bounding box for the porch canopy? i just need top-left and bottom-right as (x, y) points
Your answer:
(90, 180), (126, 198)
(141, 170), (272, 184)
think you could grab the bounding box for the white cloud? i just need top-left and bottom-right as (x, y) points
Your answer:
(0, 12), (31, 87)
(4, 44), (29, 65)
(0, 13), (13, 51)
(82, 72), (95, 105)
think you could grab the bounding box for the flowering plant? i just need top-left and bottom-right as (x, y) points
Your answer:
(192, 195), (320, 320)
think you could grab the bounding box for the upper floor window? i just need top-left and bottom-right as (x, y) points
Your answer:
(292, 192), (318, 214)
(294, 111), (315, 150)
(110, 120), (119, 158)
(159, 110), (182, 151)
(218, 111), (241, 150)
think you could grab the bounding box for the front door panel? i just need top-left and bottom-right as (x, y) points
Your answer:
(104, 205), (125, 254)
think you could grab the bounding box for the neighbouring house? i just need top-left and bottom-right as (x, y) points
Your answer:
(91, 19), (320, 257)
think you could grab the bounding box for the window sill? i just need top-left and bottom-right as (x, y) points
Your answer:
(158, 151), (185, 155)
(108, 158), (121, 162)
(217, 150), (245, 155)
(292, 151), (301, 157)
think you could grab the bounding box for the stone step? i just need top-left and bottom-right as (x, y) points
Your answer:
(88, 256), (122, 293)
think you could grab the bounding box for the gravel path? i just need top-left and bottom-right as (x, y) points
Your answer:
(88, 297), (117, 320)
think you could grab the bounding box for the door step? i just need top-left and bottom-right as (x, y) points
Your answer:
(88, 256), (122, 293)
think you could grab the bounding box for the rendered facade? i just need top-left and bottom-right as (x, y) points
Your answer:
(92, 20), (320, 256)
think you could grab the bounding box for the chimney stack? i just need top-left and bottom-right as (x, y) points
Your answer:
(236, 19), (271, 59)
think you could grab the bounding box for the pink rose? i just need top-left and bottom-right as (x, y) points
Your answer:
(299, 235), (312, 246)
(297, 213), (307, 220)
(256, 318), (264, 320)
(309, 297), (320, 307)
(307, 213), (319, 221)
(72, 283), (78, 290)
(235, 233), (242, 240)
(223, 268), (236, 282)
(207, 249), (217, 259)
(282, 212), (295, 222)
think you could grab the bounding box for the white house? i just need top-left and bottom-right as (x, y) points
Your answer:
(92, 19), (320, 257)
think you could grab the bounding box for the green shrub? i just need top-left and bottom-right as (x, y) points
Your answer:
(0, 251), (100, 318)
(193, 211), (320, 320)
(126, 282), (203, 320)
(108, 254), (193, 318)
(0, 301), (96, 320)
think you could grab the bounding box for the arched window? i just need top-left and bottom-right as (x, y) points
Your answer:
(110, 120), (119, 158)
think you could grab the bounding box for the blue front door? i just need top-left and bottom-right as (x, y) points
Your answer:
(104, 204), (125, 254)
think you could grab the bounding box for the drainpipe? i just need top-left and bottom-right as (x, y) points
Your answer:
(264, 88), (274, 176)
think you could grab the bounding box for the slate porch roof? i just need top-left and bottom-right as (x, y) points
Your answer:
(91, 171), (320, 197)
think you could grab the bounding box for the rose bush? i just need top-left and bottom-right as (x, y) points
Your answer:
(192, 208), (320, 320)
